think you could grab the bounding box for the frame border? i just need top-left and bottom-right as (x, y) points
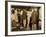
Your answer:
(5, 1), (45, 36)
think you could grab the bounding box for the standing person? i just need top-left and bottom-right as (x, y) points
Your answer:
(31, 8), (39, 30)
(17, 9), (23, 26)
(17, 8), (24, 30)
(11, 8), (19, 31)
(22, 9), (27, 29)
(26, 8), (33, 30)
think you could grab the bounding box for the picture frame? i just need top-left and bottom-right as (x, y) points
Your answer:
(5, 1), (45, 36)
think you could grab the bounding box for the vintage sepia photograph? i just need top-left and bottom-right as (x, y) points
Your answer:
(11, 6), (41, 31)
(5, 1), (45, 35)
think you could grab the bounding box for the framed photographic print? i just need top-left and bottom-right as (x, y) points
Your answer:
(5, 1), (45, 36)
